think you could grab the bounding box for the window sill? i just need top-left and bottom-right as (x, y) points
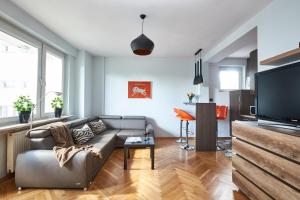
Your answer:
(0, 115), (74, 135)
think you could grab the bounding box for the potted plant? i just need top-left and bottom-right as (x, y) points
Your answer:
(51, 96), (63, 118)
(13, 96), (34, 123)
(187, 92), (195, 103)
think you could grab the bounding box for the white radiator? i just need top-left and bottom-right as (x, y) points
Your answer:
(7, 131), (30, 173)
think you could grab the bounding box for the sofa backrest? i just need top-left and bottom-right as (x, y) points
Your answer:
(122, 116), (146, 130)
(28, 115), (147, 150)
(27, 117), (98, 150)
(99, 115), (146, 130)
(99, 115), (122, 129)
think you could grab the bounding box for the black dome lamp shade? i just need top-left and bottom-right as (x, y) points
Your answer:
(131, 14), (154, 56)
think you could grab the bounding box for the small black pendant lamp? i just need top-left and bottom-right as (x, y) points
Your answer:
(131, 14), (154, 56)
(193, 48), (204, 85)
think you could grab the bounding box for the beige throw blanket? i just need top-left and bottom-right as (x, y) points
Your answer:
(28, 122), (101, 167)
(50, 122), (101, 167)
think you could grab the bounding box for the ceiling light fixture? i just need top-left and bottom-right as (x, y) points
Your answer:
(131, 14), (154, 56)
(193, 49), (204, 85)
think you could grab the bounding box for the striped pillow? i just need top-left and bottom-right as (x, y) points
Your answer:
(72, 124), (94, 144)
(89, 120), (107, 135)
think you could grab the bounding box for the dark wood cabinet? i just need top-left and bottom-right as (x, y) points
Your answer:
(195, 103), (217, 151)
(229, 90), (255, 135)
(246, 50), (258, 91)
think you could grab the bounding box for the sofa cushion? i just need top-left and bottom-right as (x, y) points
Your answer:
(85, 129), (118, 180)
(86, 130), (119, 154)
(117, 129), (145, 137)
(121, 116), (146, 130)
(88, 120), (107, 135)
(72, 124), (94, 144)
(65, 118), (89, 129)
(99, 115), (122, 129)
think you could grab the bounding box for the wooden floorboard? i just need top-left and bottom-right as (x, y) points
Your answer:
(0, 138), (248, 200)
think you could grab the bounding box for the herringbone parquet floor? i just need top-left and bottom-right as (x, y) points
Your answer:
(0, 138), (248, 200)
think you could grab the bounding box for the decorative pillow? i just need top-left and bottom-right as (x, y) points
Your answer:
(72, 124), (94, 144)
(89, 120), (107, 135)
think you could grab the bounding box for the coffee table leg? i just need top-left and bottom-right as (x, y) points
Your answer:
(128, 148), (130, 158)
(124, 147), (128, 170)
(151, 146), (154, 170)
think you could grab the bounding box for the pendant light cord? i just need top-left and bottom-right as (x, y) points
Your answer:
(142, 18), (144, 34)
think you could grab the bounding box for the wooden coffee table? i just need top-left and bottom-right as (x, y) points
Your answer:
(124, 137), (155, 170)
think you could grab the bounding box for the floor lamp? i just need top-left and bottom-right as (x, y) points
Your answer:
(30, 91), (63, 130)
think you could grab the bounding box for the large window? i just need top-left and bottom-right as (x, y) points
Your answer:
(219, 67), (242, 90)
(0, 30), (38, 118)
(44, 49), (64, 113)
(0, 23), (65, 122)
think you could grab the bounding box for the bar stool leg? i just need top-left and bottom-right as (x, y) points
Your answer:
(180, 121), (195, 151)
(176, 120), (186, 143)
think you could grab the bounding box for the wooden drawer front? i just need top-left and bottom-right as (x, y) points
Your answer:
(233, 138), (300, 190)
(233, 155), (300, 200)
(233, 170), (272, 200)
(232, 122), (300, 162)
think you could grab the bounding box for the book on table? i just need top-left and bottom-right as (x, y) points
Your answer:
(126, 137), (142, 143)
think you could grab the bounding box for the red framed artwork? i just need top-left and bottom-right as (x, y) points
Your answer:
(128, 81), (152, 98)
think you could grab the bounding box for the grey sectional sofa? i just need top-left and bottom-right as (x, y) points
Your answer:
(15, 115), (154, 190)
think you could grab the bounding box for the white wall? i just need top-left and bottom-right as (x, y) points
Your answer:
(208, 58), (247, 137)
(92, 56), (105, 116)
(205, 0), (300, 72)
(104, 57), (198, 137)
(204, 0), (300, 137)
(84, 53), (93, 117)
(209, 58), (247, 99)
(73, 53), (106, 118)
(257, 0), (300, 71)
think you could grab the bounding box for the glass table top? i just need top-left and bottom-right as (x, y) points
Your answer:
(124, 136), (155, 146)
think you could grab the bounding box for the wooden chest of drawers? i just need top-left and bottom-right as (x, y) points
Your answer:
(232, 121), (300, 200)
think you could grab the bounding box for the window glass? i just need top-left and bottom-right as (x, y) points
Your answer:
(0, 31), (38, 118)
(219, 68), (241, 90)
(44, 51), (63, 113)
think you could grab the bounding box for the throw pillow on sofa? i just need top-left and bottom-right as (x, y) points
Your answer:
(89, 120), (107, 135)
(72, 124), (95, 144)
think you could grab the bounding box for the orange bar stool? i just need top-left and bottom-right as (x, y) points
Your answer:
(216, 105), (228, 120)
(173, 108), (195, 150)
(216, 105), (229, 151)
(173, 108), (186, 143)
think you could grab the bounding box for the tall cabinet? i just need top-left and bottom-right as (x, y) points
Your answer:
(229, 90), (255, 134)
(246, 50), (258, 91)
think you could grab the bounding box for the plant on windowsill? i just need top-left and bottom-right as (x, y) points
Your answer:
(13, 96), (35, 123)
(51, 96), (63, 118)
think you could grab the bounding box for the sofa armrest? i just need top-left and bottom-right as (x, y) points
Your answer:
(15, 150), (94, 189)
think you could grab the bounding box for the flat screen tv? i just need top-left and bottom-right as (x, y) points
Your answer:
(255, 62), (300, 126)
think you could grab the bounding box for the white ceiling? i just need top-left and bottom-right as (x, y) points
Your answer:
(11, 0), (272, 57)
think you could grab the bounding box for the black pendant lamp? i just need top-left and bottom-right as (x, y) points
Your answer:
(193, 48), (204, 85)
(131, 14), (154, 56)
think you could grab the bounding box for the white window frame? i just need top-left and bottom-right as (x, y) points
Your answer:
(41, 44), (65, 118)
(219, 66), (243, 91)
(0, 18), (65, 123)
